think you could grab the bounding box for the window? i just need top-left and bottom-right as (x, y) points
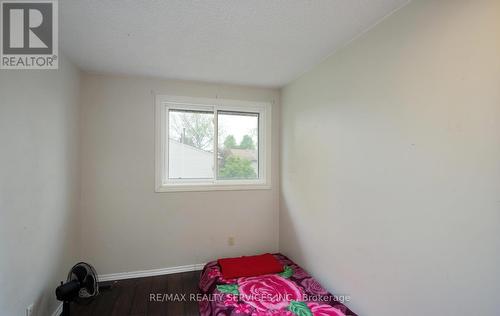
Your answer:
(155, 95), (271, 192)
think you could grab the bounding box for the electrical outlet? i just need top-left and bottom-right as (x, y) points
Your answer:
(228, 236), (235, 246)
(26, 304), (33, 316)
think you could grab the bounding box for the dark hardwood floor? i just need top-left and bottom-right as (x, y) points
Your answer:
(71, 271), (200, 316)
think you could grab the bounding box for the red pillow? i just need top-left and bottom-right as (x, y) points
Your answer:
(218, 253), (283, 279)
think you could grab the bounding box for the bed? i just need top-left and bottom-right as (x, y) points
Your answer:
(198, 253), (357, 316)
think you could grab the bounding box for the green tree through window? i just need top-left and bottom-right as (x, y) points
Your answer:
(224, 135), (237, 149)
(239, 134), (255, 149)
(219, 156), (256, 179)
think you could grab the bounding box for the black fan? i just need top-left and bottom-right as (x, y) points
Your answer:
(56, 262), (99, 316)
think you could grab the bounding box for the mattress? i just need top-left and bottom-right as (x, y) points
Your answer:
(198, 253), (357, 316)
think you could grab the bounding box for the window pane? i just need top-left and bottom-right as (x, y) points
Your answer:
(217, 111), (259, 180)
(168, 109), (214, 179)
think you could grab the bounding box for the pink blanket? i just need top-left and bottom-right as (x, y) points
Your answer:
(199, 253), (358, 316)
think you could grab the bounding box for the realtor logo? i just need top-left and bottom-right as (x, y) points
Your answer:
(1, 0), (58, 69)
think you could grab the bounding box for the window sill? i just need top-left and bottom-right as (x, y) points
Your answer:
(155, 182), (271, 192)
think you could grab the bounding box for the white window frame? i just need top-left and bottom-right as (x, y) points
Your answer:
(155, 95), (272, 192)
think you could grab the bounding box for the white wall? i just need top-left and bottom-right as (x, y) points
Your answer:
(80, 74), (280, 274)
(280, 0), (500, 315)
(0, 56), (81, 316)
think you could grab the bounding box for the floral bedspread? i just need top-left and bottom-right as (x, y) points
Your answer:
(198, 253), (357, 316)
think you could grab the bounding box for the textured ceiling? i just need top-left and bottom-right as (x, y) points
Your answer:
(60, 0), (409, 87)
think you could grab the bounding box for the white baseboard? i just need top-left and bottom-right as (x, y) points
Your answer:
(98, 263), (206, 282)
(52, 303), (63, 316)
